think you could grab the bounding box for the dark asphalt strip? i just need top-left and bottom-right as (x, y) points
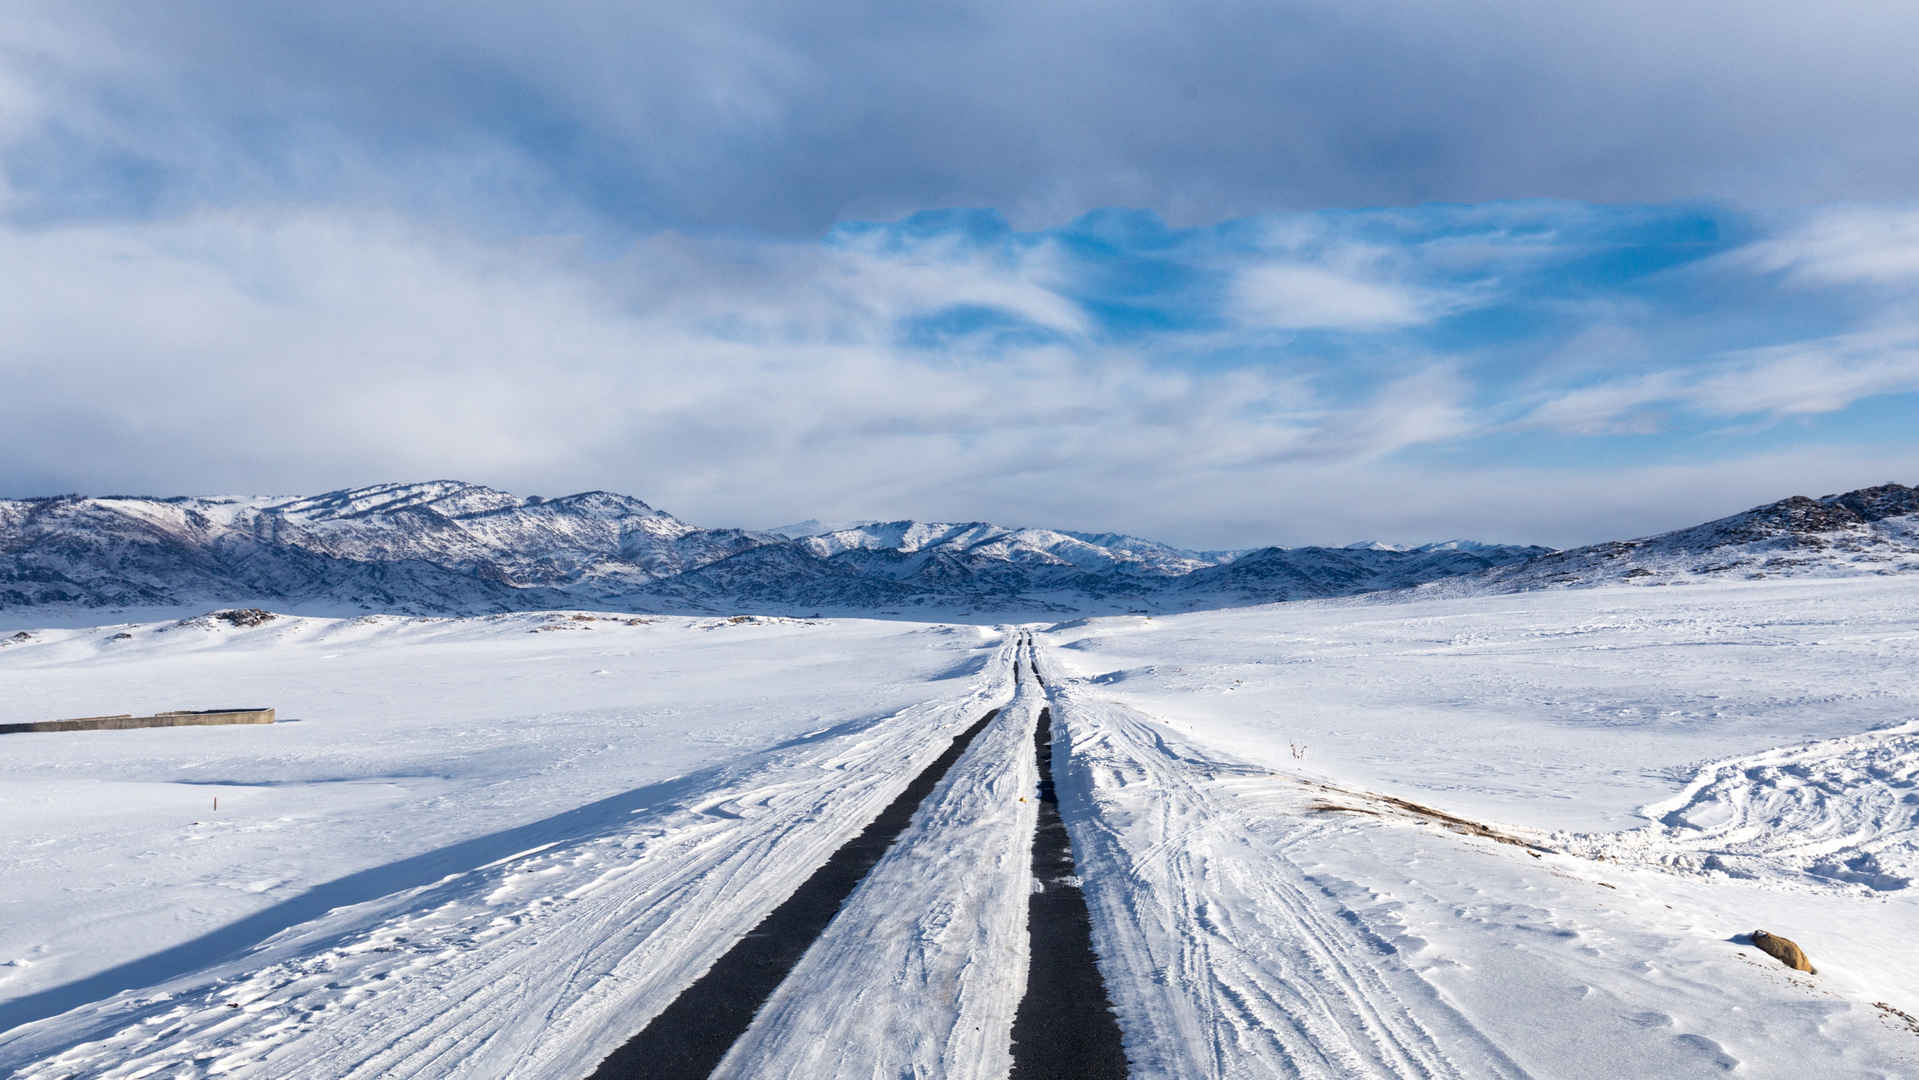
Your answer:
(1009, 704), (1130, 1078)
(587, 707), (1001, 1080)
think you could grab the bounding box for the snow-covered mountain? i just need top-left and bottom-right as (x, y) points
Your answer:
(1341, 539), (1516, 554)
(0, 481), (1544, 616)
(15, 479), (1905, 618)
(0, 482), (765, 614)
(1415, 482), (1919, 597)
(793, 521), (1234, 585)
(1180, 542), (1555, 605)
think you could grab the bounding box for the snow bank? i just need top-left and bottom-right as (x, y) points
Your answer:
(1562, 720), (1919, 893)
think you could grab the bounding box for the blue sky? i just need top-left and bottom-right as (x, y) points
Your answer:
(4, 2), (1918, 548)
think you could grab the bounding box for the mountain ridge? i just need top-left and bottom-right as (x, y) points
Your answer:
(1405, 481), (1919, 599)
(4, 480), (1915, 618)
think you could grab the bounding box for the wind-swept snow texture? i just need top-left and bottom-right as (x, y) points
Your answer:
(1560, 721), (1919, 893)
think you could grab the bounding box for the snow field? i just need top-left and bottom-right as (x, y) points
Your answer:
(1039, 577), (1919, 1076)
(0, 613), (1016, 1075)
(1041, 576), (1919, 833)
(3, 576), (1918, 1077)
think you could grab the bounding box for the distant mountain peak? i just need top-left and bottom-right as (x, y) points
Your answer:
(528, 490), (665, 517)
(1413, 539), (1511, 553)
(766, 518), (881, 540)
(266, 480), (523, 522)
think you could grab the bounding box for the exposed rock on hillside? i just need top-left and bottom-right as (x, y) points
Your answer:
(1414, 482), (1919, 597)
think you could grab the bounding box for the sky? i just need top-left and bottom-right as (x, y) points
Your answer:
(4, 1), (1918, 549)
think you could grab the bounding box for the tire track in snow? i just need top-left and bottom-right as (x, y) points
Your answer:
(588, 706), (1004, 1079)
(1032, 643), (1532, 1079)
(1008, 693), (1130, 1079)
(710, 634), (1050, 1079)
(0, 639), (1021, 1080)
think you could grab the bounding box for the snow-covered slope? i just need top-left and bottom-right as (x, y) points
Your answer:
(797, 521), (1228, 575)
(0, 482), (1545, 617)
(763, 518), (879, 540)
(1179, 541), (1553, 605)
(1418, 482), (1919, 597)
(0, 483), (771, 615)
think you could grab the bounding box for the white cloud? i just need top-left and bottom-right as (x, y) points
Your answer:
(1693, 332), (1919, 416)
(0, 209), (1479, 535)
(1520, 325), (1919, 435)
(1732, 208), (1919, 288)
(1520, 371), (1683, 434)
(6, 202), (1919, 550)
(1231, 264), (1443, 331)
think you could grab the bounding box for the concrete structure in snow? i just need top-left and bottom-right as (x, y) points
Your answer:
(0, 708), (275, 735)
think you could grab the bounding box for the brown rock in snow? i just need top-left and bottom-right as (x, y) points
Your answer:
(1751, 930), (1815, 973)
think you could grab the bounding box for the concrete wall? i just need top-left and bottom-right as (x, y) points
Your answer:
(0, 708), (275, 735)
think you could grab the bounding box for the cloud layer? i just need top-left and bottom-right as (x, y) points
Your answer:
(5, 201), (1917, 548)
(9, 1), (1919, 231)
(5, 5), (1918, 548)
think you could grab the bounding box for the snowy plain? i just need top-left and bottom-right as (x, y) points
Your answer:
(1039, 576), (1919, 1076)
(0, 612), (1014, 1076)
(0, 576), (1916, 1076)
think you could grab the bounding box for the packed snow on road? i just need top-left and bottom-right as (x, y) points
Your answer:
(3, 577), (1918, 1077)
